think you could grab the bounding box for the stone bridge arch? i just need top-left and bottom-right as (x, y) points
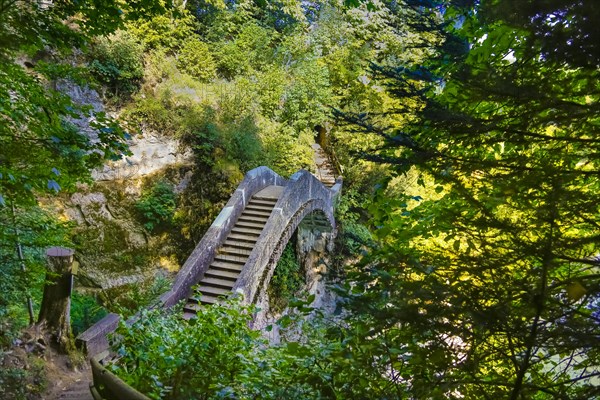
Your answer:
(233, 170), (340, 305)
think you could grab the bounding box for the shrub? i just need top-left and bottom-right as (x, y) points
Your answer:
(212, 23), (275, 78)
(89, 30), (144, 98)
(280, 59), (332, 131)
(110, 296), (265, 399)
(221, 114), (262, 172)
(108, 296), (344, 399)
(176, 40), (217, 81)
(135, 180), (177, 232)
(0, 365), (27, 400)
(268, 243), (304, 313)
(258, 120), (314, 176)
(127, 13), (196, 51)
(0, 304), (28, 350)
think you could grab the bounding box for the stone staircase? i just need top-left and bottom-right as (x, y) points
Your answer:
(312, 143), (337, 187)
(182, 185), (283, 319)
(181, 145), (338, 319)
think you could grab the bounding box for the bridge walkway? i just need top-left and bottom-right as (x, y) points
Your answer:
(183, 186), (283, 318)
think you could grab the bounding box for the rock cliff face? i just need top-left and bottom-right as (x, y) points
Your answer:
(56, 80), (104, 143)
(253, 228), (338, 344)
(55, 81), (194, 293)
(92, 132), (193, 182)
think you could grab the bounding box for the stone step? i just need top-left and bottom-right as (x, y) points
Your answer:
(218, 246), (252, 256)
(183, 311), (196, 320)
(235, 220), (266, 230)
(227, 233), (259, 243)
(211, 261), (244, 271)
(201, 277), (236, 289)
(197, 285), (231, 297)
(241, 209), (272, 218)
(253, 185), (284, 200)
(238, 215), (269, 224)
(231, 226), (262, 236)
(205, 268), (240, 280)
(184, 302), (202, 314)
(188, 294), (219, 305)
(183, 297), (219, 319)
(223, 239), (255, 250)
(245, 203), (275, 212)
(214, 253), (248, 264)
(249, 198), (278, 207)
(58, 379), (93, 400)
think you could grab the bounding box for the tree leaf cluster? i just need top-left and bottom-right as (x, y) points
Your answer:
(331, 0), (600, 397)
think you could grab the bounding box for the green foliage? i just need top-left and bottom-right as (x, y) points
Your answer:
(136, 181), (177, 232)
(110, 294), (347, 399)
(337, 220), (372, 257)
(0, 0), (171, 363)
(127, 12), (196, 51)
(70, 292), (108, 337)
(0, 205), (72, 347)
(333, 0), (600, 397)
(280, 59), (332, 131)
(89, 30), (144, 98)
(125, 93), (176, 135)
(268, 243), (304, 313)
(258, 120), (314, 176)
(176, 40), (217, 81)
(0, 0), (170, 61)
(0, 363), (27, 400)
(212, 22), (275, 78)
(0, 62), (130, 207)
(109, 296), (264, 400)
(0, 353), (46, 400)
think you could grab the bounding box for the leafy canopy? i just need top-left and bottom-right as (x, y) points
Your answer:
(333, 0), (600, 398)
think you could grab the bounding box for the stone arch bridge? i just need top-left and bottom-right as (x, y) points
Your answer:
(77, 161), (341, 362)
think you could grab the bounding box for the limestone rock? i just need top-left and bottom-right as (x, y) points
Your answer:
(93, 131), (193, 181)
(67, 192), (112, 225)
(55, 80), (104, 143)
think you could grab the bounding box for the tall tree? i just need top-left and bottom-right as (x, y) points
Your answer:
(334, 0), (600, 398)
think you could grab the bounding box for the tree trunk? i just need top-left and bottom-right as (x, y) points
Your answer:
(37, 247), (75, 353)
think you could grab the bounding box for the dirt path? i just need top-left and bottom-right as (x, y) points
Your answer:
(42, 350), (93, 400)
